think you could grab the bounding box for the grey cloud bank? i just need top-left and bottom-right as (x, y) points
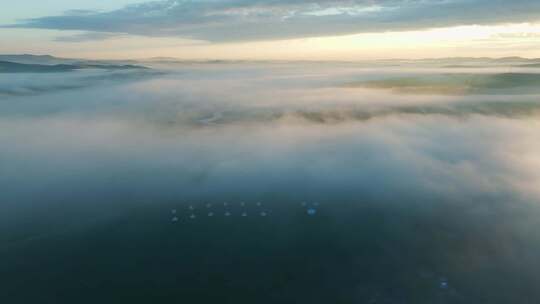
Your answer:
(6, 0), (540, 42)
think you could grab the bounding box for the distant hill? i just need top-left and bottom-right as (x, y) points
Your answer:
(0, 60), (148, 73)
(491, 56), (532, 63)
(0, 54), (77, 65)
(0, 61), (77, 73)
(518, 63), (540, 68)
(145, 57), (182, 62)
(76, 63), (148, 70)
(0, 54), (141, 66)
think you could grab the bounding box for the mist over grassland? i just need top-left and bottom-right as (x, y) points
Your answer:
(1, 59), (540, 303)
(2, 59), (540, 233)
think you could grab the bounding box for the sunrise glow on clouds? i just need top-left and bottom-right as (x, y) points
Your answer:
(2, 1), (540, 59)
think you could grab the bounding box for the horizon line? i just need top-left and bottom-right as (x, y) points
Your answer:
(2, 53), (540, 63)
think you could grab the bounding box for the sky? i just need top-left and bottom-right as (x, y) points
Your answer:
(2, 0), (540, 60)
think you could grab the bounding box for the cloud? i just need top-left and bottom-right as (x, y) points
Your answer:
(54, 31), (126, 42)
(1, 62), (539, 205)
(5, 0), (540, 42)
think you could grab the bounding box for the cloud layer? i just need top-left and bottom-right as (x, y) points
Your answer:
(6, 0), (540, 42)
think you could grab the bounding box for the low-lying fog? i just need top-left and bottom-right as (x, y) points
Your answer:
(2, 63), (539, 204)
(1, 62), (540, 303)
